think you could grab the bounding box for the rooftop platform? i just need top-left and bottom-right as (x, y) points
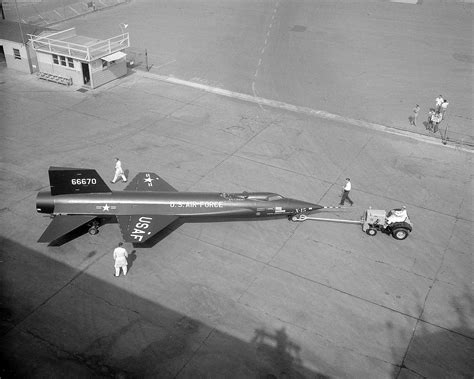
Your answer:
(28, 28), (129, 62)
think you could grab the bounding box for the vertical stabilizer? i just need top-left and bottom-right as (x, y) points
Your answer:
(48, 167), (111, 195)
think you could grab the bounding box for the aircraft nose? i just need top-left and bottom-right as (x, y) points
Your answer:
(36, 191), (54, 214)
(301, 201), (323, 211)
(289, 198), (323, 212)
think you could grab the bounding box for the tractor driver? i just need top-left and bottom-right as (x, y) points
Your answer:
(386, 206), (408, 226)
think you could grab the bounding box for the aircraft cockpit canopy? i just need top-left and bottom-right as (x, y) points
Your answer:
(266, 194), (283, 201)
(219, 192), (284, 201)
(220, 192), (248, 200)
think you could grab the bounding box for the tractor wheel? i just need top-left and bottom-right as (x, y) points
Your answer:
(392, 228), (409, 240)
(366, 228), (377, 236)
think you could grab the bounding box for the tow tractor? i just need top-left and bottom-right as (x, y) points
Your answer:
(291, 207), (413, 240)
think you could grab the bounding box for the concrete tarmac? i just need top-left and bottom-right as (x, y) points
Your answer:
(0, 63), (472, 377)
(58, 0), (473, 147)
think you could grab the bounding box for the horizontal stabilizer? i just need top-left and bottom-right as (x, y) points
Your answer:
(38, 215), (97, 243)
(117, 215), (178, 243)
(124, 172), (178, 192)
(49, 167), (111, 196)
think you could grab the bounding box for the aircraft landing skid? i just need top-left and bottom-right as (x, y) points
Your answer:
(290, 214), (363, 225)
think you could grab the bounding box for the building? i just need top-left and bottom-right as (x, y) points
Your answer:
(0, 20), (50, 73)
(29, 27), (129, 88)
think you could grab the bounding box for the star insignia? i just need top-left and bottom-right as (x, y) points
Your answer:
(102, 204), (110, 211)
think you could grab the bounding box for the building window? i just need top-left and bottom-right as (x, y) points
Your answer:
(13, 48), (21, 60)
(52, 54), (74, 69)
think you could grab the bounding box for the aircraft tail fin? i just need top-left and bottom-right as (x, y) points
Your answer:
(48, 167), (111, 196)
(124, 172), (178, 192)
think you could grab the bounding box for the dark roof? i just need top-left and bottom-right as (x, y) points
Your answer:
(0, 20), (53, 44)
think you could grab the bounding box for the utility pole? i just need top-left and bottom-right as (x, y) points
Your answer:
(145, 49), (149, 71)
(13, 0), (25, 45)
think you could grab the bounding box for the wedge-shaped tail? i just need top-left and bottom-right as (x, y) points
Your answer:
(37, 167), (112, 244)
(48, 166), (111, 195)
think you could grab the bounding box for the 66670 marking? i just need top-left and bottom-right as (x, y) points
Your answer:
(71, 178), (97, 185)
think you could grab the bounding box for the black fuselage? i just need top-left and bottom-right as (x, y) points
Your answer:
(37, 190), (322, 218)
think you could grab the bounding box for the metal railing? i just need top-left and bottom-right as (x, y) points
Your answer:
(28, 29), (130, 62)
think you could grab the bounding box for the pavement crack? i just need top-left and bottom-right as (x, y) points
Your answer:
(2, 248), (108, 337)
(395, 213), (459, 377)
(174, 327), (217, 378)
(70, 283), (141, 316)
(23, 329), (124, 378)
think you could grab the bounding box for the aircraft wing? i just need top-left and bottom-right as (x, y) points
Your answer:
(38, 215), (97, 243)
(119, 173), (179, 243)
(117, 215), (178, 243)
(124, 172), (178, 192)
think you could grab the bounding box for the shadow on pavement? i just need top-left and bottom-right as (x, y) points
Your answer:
(389, 287), (474, 377)
(126, 249), (137, 273)
(0, 237), (329, 378)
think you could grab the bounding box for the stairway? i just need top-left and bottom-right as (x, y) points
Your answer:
(37, 72), (73, 86)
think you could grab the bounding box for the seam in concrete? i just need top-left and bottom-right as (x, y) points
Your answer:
(134, 70), (472, 154)
(2, 248), (110, 337)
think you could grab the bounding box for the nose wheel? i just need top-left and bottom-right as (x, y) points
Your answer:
(290, 214), (308, 222)
(88, 220), (100, 235)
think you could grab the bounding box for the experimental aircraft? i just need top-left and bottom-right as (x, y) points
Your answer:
(36, 167), (323, 245)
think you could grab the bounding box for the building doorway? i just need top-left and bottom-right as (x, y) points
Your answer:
(81, 62), (90, 85)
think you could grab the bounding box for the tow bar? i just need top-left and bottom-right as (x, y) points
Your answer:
(291, 214), (363, 225)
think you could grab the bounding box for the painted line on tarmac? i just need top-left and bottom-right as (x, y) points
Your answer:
(155, 59), (176, 69)
(390, 0), (418, 4)
(137, 71), (471, 153)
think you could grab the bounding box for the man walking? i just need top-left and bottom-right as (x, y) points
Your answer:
(339, 178), (354, 206)
(440, 99), (449, 116)
(435, 95), (444, 112)
(411, 104), (420, 126)
(111, 157), (127, 183)
(113, 242), (128, 277)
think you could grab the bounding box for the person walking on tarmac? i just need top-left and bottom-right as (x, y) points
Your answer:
(339, 178), (354, 206)
(111, 157), (127, 183)
(411, 104), (420, 126)
(435, 95), (444, 112)
(440, 99), (449, 116)
(113, 242), (128, 277)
